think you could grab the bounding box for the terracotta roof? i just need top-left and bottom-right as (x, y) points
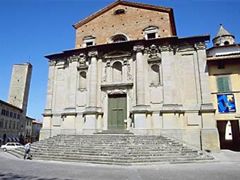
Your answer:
(73, 0), (176, 35)
(207, 53), (240, 61)
(32, 120), (43, 125)
(207, 43), (240, 51)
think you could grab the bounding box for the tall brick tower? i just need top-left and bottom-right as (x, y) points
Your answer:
(8, 63), (32, 115)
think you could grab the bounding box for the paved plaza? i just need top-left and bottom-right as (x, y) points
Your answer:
(0, 150), (240, 180)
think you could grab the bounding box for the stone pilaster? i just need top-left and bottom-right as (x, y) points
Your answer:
(159, 45), (173, 104)
(134, 45), (145, 105)
(66, 55), (79, 111)
(44, 60), (56, 113)
(41, 60), (56, 140)
(88, 51), (98, 107)
(195, 42), (220, 150)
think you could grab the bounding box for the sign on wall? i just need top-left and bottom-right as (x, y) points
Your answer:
(217, 94), (236, 113)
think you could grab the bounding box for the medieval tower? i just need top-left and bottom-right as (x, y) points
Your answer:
(8, 63), (32, 115)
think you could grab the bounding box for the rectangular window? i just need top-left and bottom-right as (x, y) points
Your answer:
(217, 76), (231, 92)
(9, 121), (12, 129)
(86, 42), (93, 47)
(10, 112), (13, 117)
(218, 63), (225, 69)
(14, 113), (17, 118)
(5, 121), (8, 129)
(6, 111), (9, 117)
(0, 120), (3, 128)
(147, 33), (156, 39)
(1, 109), (5, 115)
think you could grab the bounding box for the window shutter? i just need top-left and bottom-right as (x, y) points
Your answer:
(217, 76), (230, 92)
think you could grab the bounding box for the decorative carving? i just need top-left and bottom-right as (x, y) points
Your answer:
(79, 53), (86, 66)
(127, 63), (133, 81)
(133, 45), (144, 52)
(48, 60), (56, 66)
(103, 51), (131, 59)
(194, 42), (207, 50)
(178, 45), (195, 52)
(102, 60), (111, 83)
(56, 60), (67, 69)
(67, 55), (79, 63)
(123, 58), (128, 66)
(107, 89), (126, 95)
(88, 51), (98, 57)
(159, 45), (172, 52)
(147, 44), (160, 59)
(172, 45), (179, 54)
(106, 59), (111, 67)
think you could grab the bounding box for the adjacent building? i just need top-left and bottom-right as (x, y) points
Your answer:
(41, 0), (219, 150)
(32, 120), (42, 142)
(0, 63), (32, 144)
(0, 100), (22, 144)
(207, 24), (240, 151)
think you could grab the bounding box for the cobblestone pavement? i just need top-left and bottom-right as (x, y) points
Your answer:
(0, 150), (240, 180)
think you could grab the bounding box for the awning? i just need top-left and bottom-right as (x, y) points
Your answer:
(15, 138), (20, 142)
(12, 137), (16, 141)
(8, 137), (12, 141)
(0, 138), (3, 141)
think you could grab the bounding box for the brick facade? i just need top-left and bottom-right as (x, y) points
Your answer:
(74, 3), (175, 48)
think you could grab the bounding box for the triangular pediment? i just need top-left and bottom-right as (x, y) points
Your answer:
(103, 50), (131, 59)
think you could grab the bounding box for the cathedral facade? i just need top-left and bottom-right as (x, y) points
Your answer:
(41, 1), (220, 150)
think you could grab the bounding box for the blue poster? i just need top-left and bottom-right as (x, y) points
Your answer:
(217, 94), (236, 113)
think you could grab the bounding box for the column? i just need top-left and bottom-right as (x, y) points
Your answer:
(83, 51), (99, 134)
(132, 45), (150, 135)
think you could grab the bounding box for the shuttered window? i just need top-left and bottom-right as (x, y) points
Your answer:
(217, 76), (231, 92)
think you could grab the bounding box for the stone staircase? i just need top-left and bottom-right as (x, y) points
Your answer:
(8, 135), (215, 165)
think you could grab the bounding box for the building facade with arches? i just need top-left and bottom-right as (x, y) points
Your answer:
(41, 1), (220, 150)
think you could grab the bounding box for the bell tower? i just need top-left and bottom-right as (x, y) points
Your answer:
(8, 63), (32, 115)
(213, 24), (235, 47)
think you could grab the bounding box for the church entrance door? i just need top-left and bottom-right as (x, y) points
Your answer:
(108, 94), (127, 130)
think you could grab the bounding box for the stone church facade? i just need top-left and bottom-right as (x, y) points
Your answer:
(41, 1), (220, 150)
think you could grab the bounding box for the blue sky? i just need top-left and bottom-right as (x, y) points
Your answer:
(0, 0), (239, 121)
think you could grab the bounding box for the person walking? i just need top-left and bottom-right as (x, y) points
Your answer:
(24, 142), (31, 160)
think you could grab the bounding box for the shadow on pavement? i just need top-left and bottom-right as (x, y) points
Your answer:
(0, 172), (75, 180)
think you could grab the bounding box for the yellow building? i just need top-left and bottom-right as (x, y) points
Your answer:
(207, 24), (240, 150)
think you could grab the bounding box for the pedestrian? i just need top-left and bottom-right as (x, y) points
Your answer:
(24, 142), (31, 160)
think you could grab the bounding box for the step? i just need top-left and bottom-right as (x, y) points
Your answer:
(7, 134), (214, 165)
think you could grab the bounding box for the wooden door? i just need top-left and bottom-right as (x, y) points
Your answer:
(108, 94), (127, 129)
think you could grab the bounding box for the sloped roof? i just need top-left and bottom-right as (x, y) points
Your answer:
(207, 53), (240, 61)
(73, 0), (176, 35)
(0, 99), (23, 112)
(215, 24), (234, 38)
